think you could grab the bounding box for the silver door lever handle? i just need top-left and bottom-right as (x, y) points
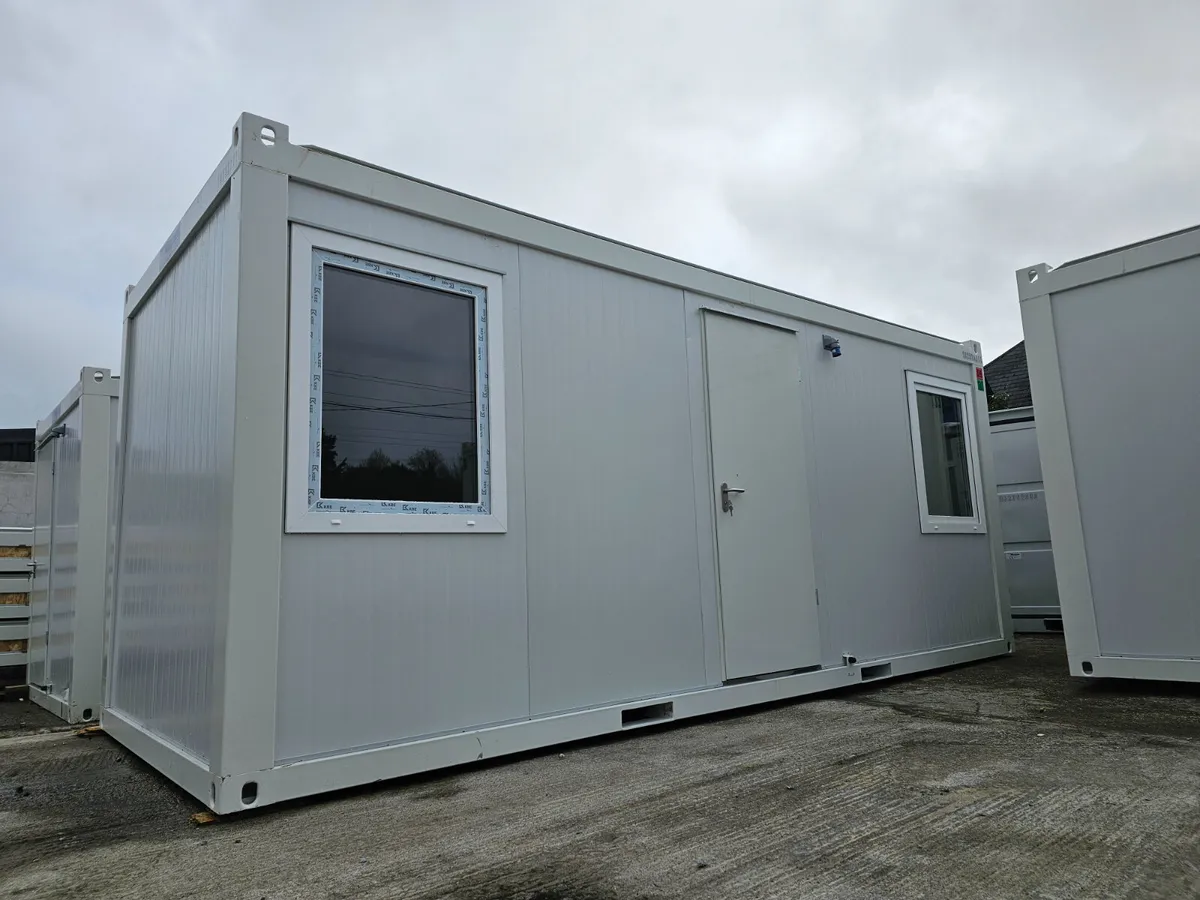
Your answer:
(720, 482), (746, 513)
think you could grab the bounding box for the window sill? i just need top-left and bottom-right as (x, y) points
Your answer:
(919, 517), (986, 535)
(284, 509), (507, 535)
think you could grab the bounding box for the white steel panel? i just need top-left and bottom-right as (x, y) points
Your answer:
(991, 421), (1042, 487)
(1052, 259), (1200, 660)
(802, 334), (1000, 662)
(999, 491), (1052, 545)
(47, 404), (82, 700)
(705, 313), (820, 678)
(276, 534), (531, 761)
(519, 250), (706, 715)
(274, 186), (529, 764)
(1005, 548), (1058, 615)
(110, 196), (232, 761)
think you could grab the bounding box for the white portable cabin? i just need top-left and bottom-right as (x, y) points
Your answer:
(28, 367), (120, 721)
(1020, 224), (1200, 682)
(107, 113), (1012, 814)
(989, 407), (1061, 633)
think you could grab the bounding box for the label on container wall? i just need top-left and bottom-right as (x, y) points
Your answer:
(1005, 551), (1023, 560)
(1000, 491), (1040, 503)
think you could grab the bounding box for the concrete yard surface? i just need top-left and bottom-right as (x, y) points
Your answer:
(2, 636), (1199, 899)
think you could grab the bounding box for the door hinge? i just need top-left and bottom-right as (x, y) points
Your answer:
(815, 589), (820, 605)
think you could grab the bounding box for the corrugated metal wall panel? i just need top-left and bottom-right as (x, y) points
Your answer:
(109, 197), (231, 762)
(47, 404), (82, 699)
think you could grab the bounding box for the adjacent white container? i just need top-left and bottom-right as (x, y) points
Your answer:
(106, 113), (1012, 813)
(28, 367), (120, 721)
(1019, 224), (1200, 682)
(989, 407), (1061, 633)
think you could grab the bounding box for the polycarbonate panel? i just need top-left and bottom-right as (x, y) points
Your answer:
(47, 404), (82, 700)
(110, 197), (231, 762)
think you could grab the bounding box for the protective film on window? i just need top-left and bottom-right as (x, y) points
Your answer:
(308, 249), (490, 516)
(915, 390), (973, 518)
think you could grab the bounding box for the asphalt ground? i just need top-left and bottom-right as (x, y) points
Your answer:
(2, 635), (1198, 899)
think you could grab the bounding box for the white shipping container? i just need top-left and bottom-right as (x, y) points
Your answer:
(1019, 224), (1200, 682)
(106, 113), (1012, 813)
(989, 407), (1061, 633)
(28, 368), (120, 722)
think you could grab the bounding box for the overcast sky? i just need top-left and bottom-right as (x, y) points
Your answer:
(2, 0), (1198, 426)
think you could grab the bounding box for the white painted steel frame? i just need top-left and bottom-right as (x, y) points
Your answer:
(904, 371), (988, 535)
(27, 369), (118, 722)
(1018, 229), (1200, 683)
(285, 226), (508, 534)
(106, 113), (1012, 814)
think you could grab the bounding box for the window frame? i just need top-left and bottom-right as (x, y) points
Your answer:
(285, 224), (506, 534)
(905, 370), (986, 535)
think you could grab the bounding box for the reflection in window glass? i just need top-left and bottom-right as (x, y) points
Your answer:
(320, 266), (478, 504)
(915, 390), (973, 518)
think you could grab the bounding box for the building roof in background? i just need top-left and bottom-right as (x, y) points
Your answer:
(984, 341), (1031, 408)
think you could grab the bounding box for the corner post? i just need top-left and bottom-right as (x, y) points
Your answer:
(209, 114), (291, 812)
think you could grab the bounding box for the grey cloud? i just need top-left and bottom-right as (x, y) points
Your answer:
(2, 0), (1198, 424)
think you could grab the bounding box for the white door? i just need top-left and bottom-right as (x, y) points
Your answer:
(705, 312), (821, 680)
(27, 437), (56, 690)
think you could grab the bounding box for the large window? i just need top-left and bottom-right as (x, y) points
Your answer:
(905, 372), (985, 534)
(286, 226), (506, 534)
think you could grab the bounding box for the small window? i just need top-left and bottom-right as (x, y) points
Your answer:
(286, 226), (506, 534)
(905, 372), (985, 534)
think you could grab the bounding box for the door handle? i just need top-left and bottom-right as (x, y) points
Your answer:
(720, 482), (746, 513)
